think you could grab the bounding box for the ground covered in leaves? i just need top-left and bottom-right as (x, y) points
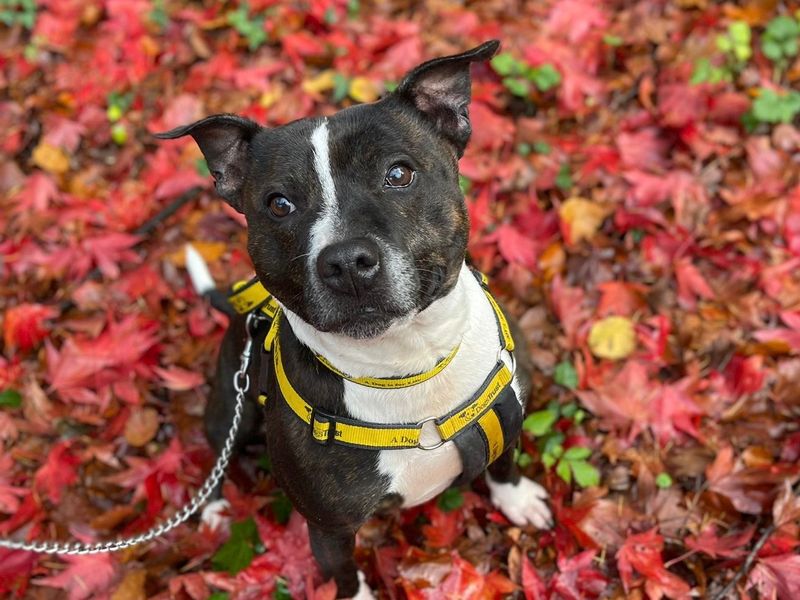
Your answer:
(2, 0), (800, 598)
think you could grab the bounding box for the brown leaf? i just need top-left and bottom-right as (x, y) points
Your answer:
(32, 142), (70, 174)
(111, 569), (147, 600)
(123, 407), (159, 447)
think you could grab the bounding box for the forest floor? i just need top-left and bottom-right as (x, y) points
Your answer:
(2, 0), (800, 598)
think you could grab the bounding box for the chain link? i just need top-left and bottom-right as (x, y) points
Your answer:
(0, 312), (262, 555)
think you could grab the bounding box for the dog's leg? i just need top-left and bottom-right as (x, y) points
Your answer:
(308, 524), (373, 599)
(486, 447), (552, 529)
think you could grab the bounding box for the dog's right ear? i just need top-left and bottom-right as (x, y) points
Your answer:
(154, 114), (260, 212)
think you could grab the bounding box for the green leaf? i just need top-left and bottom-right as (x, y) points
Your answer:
(195, 158), (210, 177)
(691, 58), (712, 84)
(516, 142), (532, 156)
(541, 432), (565, 457)
(231, 518), (259, 545)
(553, 361), (578, 389)
(733, 45), (752, 61)
(273, 579), (292, 600)
(346, 0), (360, 19)
(523, 408), (558, 437)
(533, 141), (551, 154)
(561, 402), (577, 419)
(765, 15), (799, 41)
(212, 518), (261, 575)
(762, 39), (784, 61)
(149, 0), (168, 30)
(555, 163), (573, 191)
(784, 37), (798, 57)
(227, 5), (267, 51)
(728, 21), (751, 44)
(459, 175), (471, 195)
(437, 487), (464, 512)
(603, 34), (623, 46)
(111, 123), (128, 145)
(271, 493), (293, 524)
(517, 452), (533, 468)
(0, 389), (22, 409)
(491, 52), (517, 76)
(562, 446), (591, 461)
(529, 64), (561, 91)
(715, 34), (732, 52)
(555, 459), (572, 484)
(753, 89), (800, 123)
(212, 537), (255, 575)
(503, 76), (530, 97)
(209, 592), (230, 600)
(571, 460), (600, 487)
(332, 73), (350, 103)
(655, 472), (673, 488)
(542, 452), (557, 469)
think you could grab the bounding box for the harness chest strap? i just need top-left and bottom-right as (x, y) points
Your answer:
(229, 273), (519, 461)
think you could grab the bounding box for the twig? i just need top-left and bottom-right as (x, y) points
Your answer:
(710, 479), (800, 600)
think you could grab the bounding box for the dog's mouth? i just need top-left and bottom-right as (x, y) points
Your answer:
(322, 307), (404, 338)
(418, 265), (446, 309)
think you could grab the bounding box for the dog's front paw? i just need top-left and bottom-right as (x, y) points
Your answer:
(487, 475), (552, 529)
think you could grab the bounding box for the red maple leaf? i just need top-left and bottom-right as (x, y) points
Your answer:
(616, 529), (691, 599)
(0, 549), (38, 597)
(685, 525), (755, 559)
(748, 553), (800, 600)
(550, 550), (608, 600)
(522, 555), (547, 600)
(0, 454), (27, 514)
(33, 441), (80, 504)
(550, 276), (589, 349)
(46, 315), (159, 403)
(34, 553), (118, 600)
(3, 303), (58, 352)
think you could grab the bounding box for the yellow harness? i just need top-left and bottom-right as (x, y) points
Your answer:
(227, 272), (518, 463)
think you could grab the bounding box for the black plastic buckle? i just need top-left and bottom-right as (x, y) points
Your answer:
(311, 408), (337, 445)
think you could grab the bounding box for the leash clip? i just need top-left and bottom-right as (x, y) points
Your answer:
(416, 416), (444, 450)
(234, 312), (265, 394)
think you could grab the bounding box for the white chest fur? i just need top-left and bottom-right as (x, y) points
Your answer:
(284, 264), (521, 507)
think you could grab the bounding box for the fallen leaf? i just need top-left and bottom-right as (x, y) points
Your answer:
(349, 77), (379, 103)
(559, 197), (610, 245)
(32, 142), (70, 174)
(588, 316), (636, 360)
(123, 407), (159, 447)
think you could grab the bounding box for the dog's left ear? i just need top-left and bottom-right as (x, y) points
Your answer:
(395, 40), (499, 157)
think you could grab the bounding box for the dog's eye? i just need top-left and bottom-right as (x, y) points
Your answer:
(267, 194), (296, 218)
(385, 165), (414, 188)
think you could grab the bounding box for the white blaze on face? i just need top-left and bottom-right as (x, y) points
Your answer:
(308, 119), (339, 262)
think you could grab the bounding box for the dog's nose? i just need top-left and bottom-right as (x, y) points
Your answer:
(317, 238), (381, 297)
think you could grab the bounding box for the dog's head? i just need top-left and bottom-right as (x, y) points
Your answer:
(157, 40), (499, 338)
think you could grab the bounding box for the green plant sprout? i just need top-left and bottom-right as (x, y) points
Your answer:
(762, 15), (799, 79)
(521, 394), (600, 488)
(491, 52), (561, 98)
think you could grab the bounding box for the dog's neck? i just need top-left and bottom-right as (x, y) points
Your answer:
(282, 262), (471, 378)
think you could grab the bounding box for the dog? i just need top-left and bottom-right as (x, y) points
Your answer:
(157, 40), (551, 598)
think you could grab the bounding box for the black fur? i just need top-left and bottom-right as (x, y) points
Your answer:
(162, 41), (538, 598)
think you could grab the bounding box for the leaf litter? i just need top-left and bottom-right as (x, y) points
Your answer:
(2, 0), (800, 598)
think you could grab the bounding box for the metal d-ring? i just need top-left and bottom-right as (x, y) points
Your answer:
(416, 415), (445, 450)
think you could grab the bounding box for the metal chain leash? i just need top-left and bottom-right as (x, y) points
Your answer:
(0, 312), (261, 555)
